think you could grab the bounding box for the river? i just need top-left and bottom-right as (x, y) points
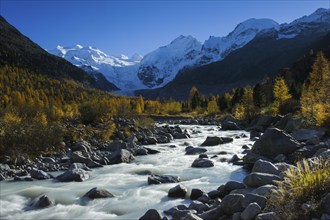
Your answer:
(0, 124), (253, 220)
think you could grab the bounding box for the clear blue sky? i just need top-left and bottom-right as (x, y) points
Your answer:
(0, 1), (329, 57)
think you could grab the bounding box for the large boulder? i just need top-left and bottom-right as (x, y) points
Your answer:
(221, 121), (240, 130)
(291, 128), (326, 142)
(221, 194), (245, 215)
(251, 128), (301, 159)
(240, 202), (262, 220)
(252, 160), (281, 176)
(108, 149), (134, 164)
(168, 184), (187, 198)
(56, 168), (89, 182)
(201, 137), (223, 146)
(30, 168), (51, 180)
(70, 151), (92, 164)
(191, 158), (214, 168)
(198, 206), (224, 220)
(190, 189), (205, 200)
(243, 172), (281, 188)
(139, 209), (162, 220)
(148, 175), (180, 185)
(188, 201), (210, 213)
(82, 187), (114, 199)
(186, 147), (207, 155)
(28, 194), (55, 209)
(241, 193), (267, 209)
(173, 133), (189, 139)
(107, 140), (127, 152)
(224, 181), (246, 192)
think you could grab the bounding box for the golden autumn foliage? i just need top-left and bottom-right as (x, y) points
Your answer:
(273, 76), (292, 113)
(301, 52), (330, 126)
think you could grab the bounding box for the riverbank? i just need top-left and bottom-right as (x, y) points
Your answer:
(1, 113), (329, 219)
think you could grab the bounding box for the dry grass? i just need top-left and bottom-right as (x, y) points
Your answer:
(266, 158), (330, 219)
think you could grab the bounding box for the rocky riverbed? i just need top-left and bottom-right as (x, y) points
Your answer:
(1, 114), (330, 220)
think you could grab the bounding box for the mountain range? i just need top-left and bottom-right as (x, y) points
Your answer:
(48, 8), (330, 99)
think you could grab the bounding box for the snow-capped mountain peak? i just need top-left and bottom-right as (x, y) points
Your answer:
(202, 18), (279, 63)
(230, 18), (279, 36)
(137, 35), (202, 88)
(48, 45), (145, 90)
(291, 8), (330, 24)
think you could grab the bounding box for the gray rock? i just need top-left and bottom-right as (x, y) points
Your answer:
(87, 160), (103, 168)
(148, 175), (180, 185)
(255, 212), (278, 220)
(108, 149), (134, 164)
(135, 147), (148, 156)
(321, 193), (330, 214)
(56, 168), (89, 182)
(0, 174), (5, 181)
(224, 181), (246, 192)
(291, 128), (326, 142)
(28, 194), (54, 209)
(145, 147), (161, 154)
(275, 162), (296, 173)
(172, 210), (197, 220)
(41, 157), (56, 164)
(274, 113), (292, 130)
(191, 158), (214, 168)
(243, 172), (280, 188)
(207, 190), (220, 199)
(252, 160), (281, 176)
(232, 212), (242, 220)
(221, 121), (240, 130)
(198, 206), (224, 220)
(317, 149), (330, 159)
(72, 140), (92, 153)
(139, 209), (162, 220)
(146, 137), (158, 145)
(221, 194), (244, 215)
(221, 137), (234, 143)
(240, 202), (261, 220)
(190, 188), (205, 200)
(30, 168), (50, 180)
(186, 147), (207, 155)
(69, 163), (91, 171)
(241, 193), (267, 209)
(188, 201), (210, 213)
(306, 136), (320, 145)
(168, 184), (187, 198)
(251, 128), (301, 159)
(199, 154), (208, 159)
(173, 133), (189, 139)
(274, 154), (286, 162)
(243, 152), (273, 165)
(201, 136), (223, 146)
(82, 187), (114, 199)
(197, 194), (211, 204)
(164, 205), (188, 216)
(181, 213), (203, 220)
(229, 154), (241, 164)
(107, 140), (127, 152)
(70, 151), (92, 164)
(252, 185), (278, 197)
